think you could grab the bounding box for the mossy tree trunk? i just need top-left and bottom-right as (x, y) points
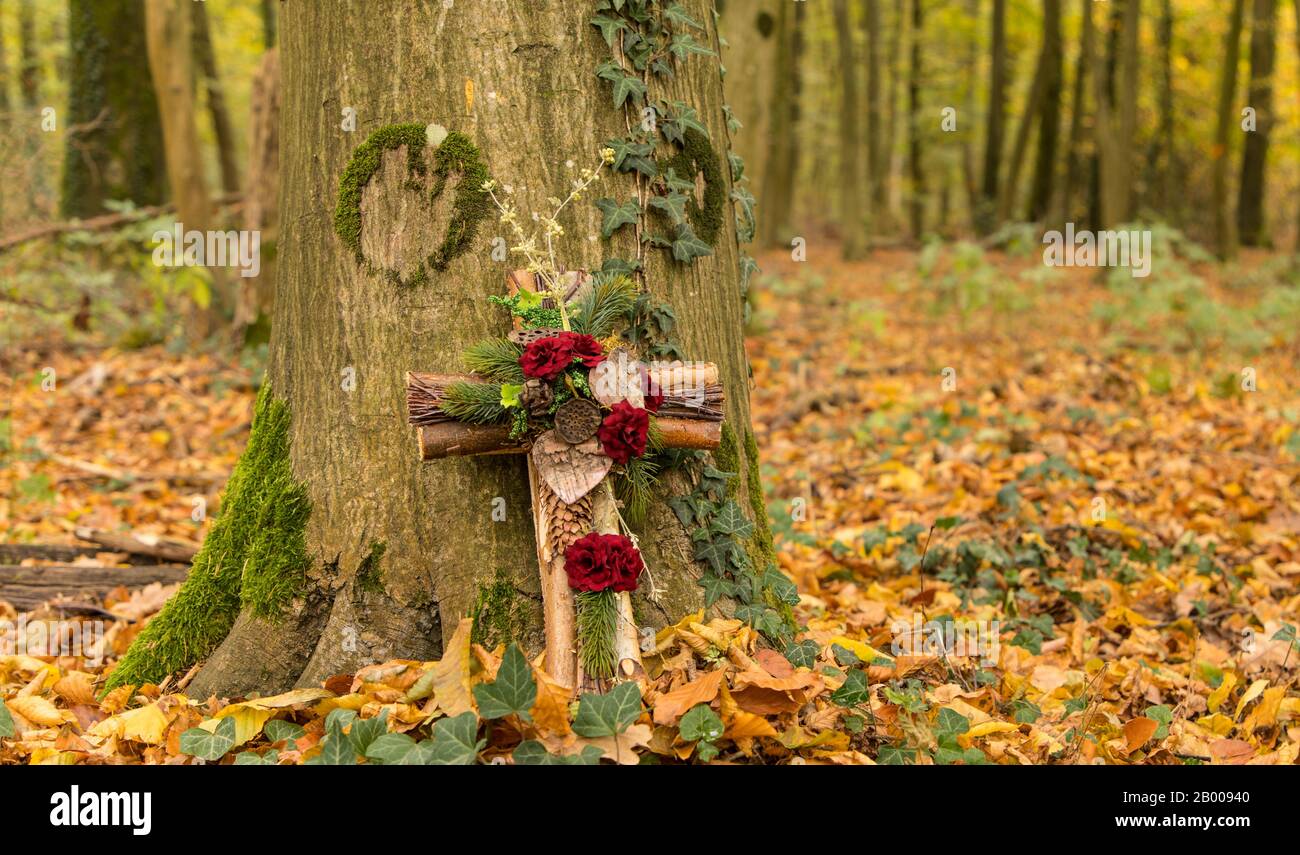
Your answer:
(61, 0), (167, 218)
(113, 0), (767, 699)
(1237, 0), (1278, 248)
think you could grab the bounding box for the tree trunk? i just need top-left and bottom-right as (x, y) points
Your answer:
(759, 0), (803, 246)
(1149, 0), (1176, 221)
(261, 0), (277, 49)
(191, 0), (242, 196)
(834, 0), (867, 257)
(906, 0), (923, 239)
(1027, 0), (1063, 222)
(978, 0), (1006, 234)
(1058, 0), (1093, 226)
(0, 3), (9, 122)
(1094, 0), (1139, 229)
(233, 48), (280, 344)
(720, 0), (777, 210)
(864, 0), (885, 222)
(61, 0), (168, 218)
(1214, 0), (1247, 258)
(1294, 0), (1300, 254)
(144, 0), (223, 340)
(18, 0), (39, 108)
(885, 0), (904, 229)
(111, 0), (766, 700)
(999, 31), (1048, 222)
(1237, 0), (1278, 247)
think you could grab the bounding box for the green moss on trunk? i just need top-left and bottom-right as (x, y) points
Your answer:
(742, 428), (777, 570)
(470, 572), (527, 648)
(104, 387), (310, 693)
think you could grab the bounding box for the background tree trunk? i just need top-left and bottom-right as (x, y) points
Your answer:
(1057, 0), (1093, 226)
(759, 0), (802, 246)
(1093, 0), (1139, 230)
(720, 0), (777, 209)
(1027, 0), (1062, 222)
(117, 0), (761, 699)
(191, 0), (241, 197)
(1214, 0), (1247, 258)
(144, 0), (222, 340)
(978, 0), (1006, 234)
(233, 48), (280, 344)
(1237, 0), (1278, 247)
(906, 0), (923, 239)
(61, 0), (167, 218)
(864, 0), (885, 225)
(1151, 0), (1176, 222)
(17, 0), (39, 108)
(833, 0), (867, 257)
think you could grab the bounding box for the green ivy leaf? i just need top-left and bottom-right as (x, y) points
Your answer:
(698, 571), (737, 606)
(605, 137), (657, 175)
(263, 719), (305, 746)
(784, 639), (819, 669)
(877, 744), (916, 765)
(178, 716), (237, 761)
(663, 3), (704, 30)
(348, 709), (389, 756)
(428, 711), (483, 765)
(608, 70), (647, 109)
(513, 740), (604, 765)
(648, 190), (689, 225)
(590, 13), (628, 47)
(670, 222), (712, 263)
(692, 532), (735, 575)
(710, 500), (754, 539)
(935, 707), (971, 742)
(233, 749), (279, 765)
(472, 643), (537, 720)
(596, 197), (641, 238)
(573, 681), (642, 738)
(0, 701), (13, 738)
(830, 669), (871, 707)
(364, 732), (418, 765)
(679, 704), (724, 743)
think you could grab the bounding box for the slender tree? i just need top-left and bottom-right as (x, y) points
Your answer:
(18, 0), (39, 108)
(979, 0), (1006, 233)
(1238, 0), (1278, 247)
(110, 0), (770, 698)
(720, 0), (778, 208)
(1059, 0), (1093, 226)
(907, 0), (924, 238)
(61, 0), (168, 217)
(144, 0), (222, 338)
(0, 1), (10, 120)
(1213, 0), (1247, 258)
(834, 0), (867, 257)
(192, 0), (241, 196)
(1150, 0), (1176, 220)
(864, 0), (885, 220)
(1027, 0), (1063, 222)
(759, 0), (803, 245)
(1093, 0), (1140, 229)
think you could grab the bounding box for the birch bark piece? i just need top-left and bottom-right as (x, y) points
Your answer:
(589, 349), (645, 408)
(531, 430), (611, 504)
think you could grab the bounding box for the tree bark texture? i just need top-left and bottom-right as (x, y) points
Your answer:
(833, 0), (867, 257)
(174, 0), (761, 698)
(1214, 0), (1247, 258)
(1237, 0), (1278, 247)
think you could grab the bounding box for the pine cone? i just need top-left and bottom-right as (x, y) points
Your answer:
(540, 482), (593, 559)
(521, 378), (553, 418)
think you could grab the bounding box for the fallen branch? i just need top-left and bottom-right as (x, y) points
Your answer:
(72, 527), (199, 564)
(0, 563), (190, 611)
(0, 193), (242, 254)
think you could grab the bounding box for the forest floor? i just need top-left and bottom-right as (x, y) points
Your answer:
(3, 242), (1299, 764)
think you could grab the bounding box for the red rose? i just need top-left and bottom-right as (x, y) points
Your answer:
(519, 332), (605, 381)
(563, 532), (643, 592)
(639, 365), (664, 412)
(597, 400), (649, 464)
(566, 333), (606, 368)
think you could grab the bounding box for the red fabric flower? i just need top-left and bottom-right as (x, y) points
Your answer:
(566, 333), (606, 368)
(563, 532), (643, 592)
(519, 332), (605, 381)
(639, 365), (664, 412)
(597, 400), (649, 464)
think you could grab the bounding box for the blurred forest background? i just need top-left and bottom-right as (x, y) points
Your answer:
(2, 0), (1300, 766)
(2, 0), (1299, 351)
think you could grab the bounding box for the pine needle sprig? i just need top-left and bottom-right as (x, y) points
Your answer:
(576, 589), (619, 680)
(572, 274), (637, 339)
(615, 454), (661, 526)
(463, 338), (525, 384)
(439, 380), (508, 424)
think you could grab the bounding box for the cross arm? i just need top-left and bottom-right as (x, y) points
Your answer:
(406, 370), (725, 460)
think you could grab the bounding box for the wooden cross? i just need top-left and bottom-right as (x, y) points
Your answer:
(406, 271), (725, 690)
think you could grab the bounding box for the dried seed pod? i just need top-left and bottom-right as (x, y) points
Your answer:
(553, 398), (602, 444)
(509, 328), (555, 347)
(520, 378), (554, 418)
